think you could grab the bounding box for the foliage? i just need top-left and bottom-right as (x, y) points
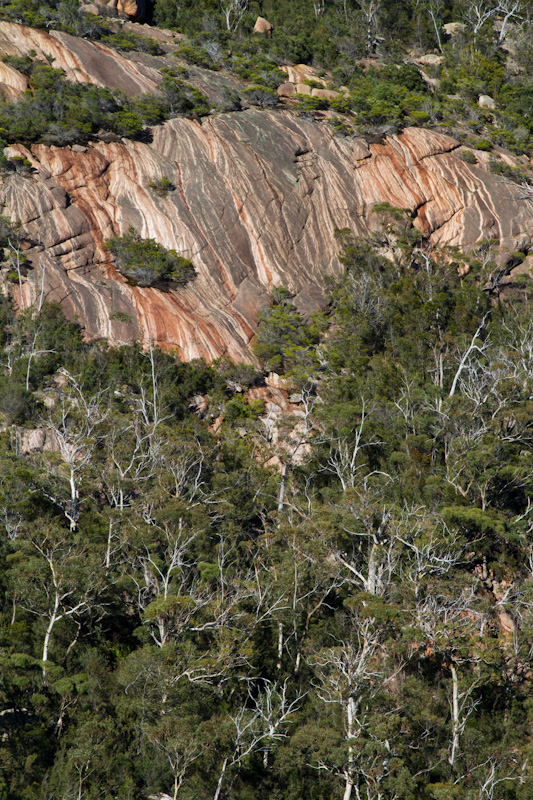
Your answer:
(1, 222), (533, 797)
(242, 83), (279, 107)
(252, 287), (326, 379)
(0, 0), (533, 797)
(103, 227), (196, 288)
(101, 30), (164, 56)
(147, 176), (176, 196)
(0, 60), (210, 147)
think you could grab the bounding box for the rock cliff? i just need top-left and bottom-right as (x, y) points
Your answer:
(0, 23), (532, 361)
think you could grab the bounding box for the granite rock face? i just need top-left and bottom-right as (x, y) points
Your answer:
(3, 113), (532, 361)
(0, 22), (159, 95)
(0, 20), (531, 361)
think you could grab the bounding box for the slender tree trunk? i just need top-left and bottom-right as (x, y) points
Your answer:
(367, 541), (380, 595)
(276, 621), (283, 670)
(42, 599), (60, 683)
(26, 331), (38, 391)
(105, 520), (113, 570)
(294, 649), (301, 674)
(343, 693), (356, 800)
(213, 756), (228, 800)
(277, 462), (287, 514)
(449, 317), (487, 398)
(9, 239), (25, 311)
(69, 467), (79, 532)
(449, 663), (459, 776)
(429, 9), (442, 51)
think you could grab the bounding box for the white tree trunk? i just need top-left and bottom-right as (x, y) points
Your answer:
(277, 462), (287, 514)
(449, 664), (459, 775)
(42, 597), (60, 683)
(343, 693), (356, 800)
(213, 756), (228, 800)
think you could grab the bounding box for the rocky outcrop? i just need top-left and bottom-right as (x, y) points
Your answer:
(0, 21), (159, 95)
(0, 23), (531, 362)
(0, 60), (28, 98)
(116, 0), (145, 20)
(0, 20), (246, 106)
(277, 64), (345, 100)
(2, 113), (532, 362)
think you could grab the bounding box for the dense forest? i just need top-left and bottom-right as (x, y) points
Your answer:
(0, 212), (533, 799)
(0, 0), (532, 798)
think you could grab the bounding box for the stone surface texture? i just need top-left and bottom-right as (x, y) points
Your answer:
(253, 16), (273, 35)
(0, 23), (532, 362)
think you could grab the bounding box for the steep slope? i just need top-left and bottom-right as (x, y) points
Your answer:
(0, 24), (532, 360)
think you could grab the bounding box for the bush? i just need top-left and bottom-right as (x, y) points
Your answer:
(101, 31), (163, 56)
(328, 116), (354, 137)
(109, 310), (134, 323)
(459, 149), (477, 164)
(0, 381), (38, 424)
(160, 75), (211, 117)
(0, 64), (210, 146)
(489, 159), (527, 181)
(0, 65), (143, 145)
(242, 85), (278, 107)
(104, 227), (196, 288)
(253, 287), (326, 376)
(147, 177), (176, 196)
(174, 42), (217, 70)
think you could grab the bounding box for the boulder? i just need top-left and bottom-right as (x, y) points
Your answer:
(311, 88), (339, 100)
(443, 22), (465, 36)
(80, 3), (102, 14)
(277, 82), (296, 98)
(478, 94), (495, 108)
(253, 16), (273, 36)
(415, 53), (443, 67)
(281, 64), (326, 85)
(117, 0), (145, 19)
(19, 428), (59, 455)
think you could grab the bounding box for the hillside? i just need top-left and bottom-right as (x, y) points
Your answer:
(0, 12), (530, 357)
(2, 3), (533, 800)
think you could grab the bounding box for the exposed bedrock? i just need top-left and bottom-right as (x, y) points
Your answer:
(2, 110), (532, 361)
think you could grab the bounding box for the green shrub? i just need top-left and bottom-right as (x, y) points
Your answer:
(0, 66), (144, 144)
(0, 381), (38, 424)
(459, 149), (478, 164)
(465, 136), (492, 151)
(160, 65), (190, 79)
(1, 54), (35, 75)
(296, 94), (330, 111)
(253, 287), (326, 376)
(160, 75), (210, 117)
(242, 85), (278, 107)
(104, 227), (196, 288)
(147, 177), (175, 196)
(489, 159), (527, 180)
(101, 32), (163, 56)
(328, 116), (353, 137)
(174, 42), (217, 70)
(227, 52), (285, 89)
(109, 310), (134, 323)
(0, 63), (212, 146)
